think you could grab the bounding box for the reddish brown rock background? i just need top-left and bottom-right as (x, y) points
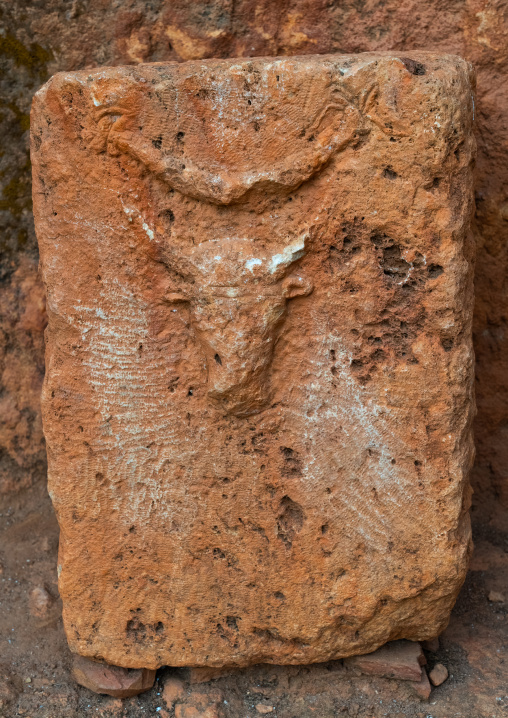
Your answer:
(1, 1), (508, 529)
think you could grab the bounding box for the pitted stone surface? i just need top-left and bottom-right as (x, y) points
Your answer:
(32, 53), (475, 669)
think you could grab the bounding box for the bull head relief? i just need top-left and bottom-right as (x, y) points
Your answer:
(86, 62), (408, 417)
(161, 237), (312, 417)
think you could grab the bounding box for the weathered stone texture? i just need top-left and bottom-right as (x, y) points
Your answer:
(1, 3), (507, 531)
(32, 53), (475, 669)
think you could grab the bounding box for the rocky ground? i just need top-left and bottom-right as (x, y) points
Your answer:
(0, 479), (507, 718)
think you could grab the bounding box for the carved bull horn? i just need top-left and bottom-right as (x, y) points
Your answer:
(95, 107), (360, 205)
(266, 236), (308, 280)
(159, 235), (311, 292)
(91, 81), (361, 206)
(89, 61), (409, 207)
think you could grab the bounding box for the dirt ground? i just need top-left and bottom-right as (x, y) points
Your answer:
(1, 477), (507, 718)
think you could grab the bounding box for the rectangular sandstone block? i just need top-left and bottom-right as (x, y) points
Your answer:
(31, 52), (476, 670)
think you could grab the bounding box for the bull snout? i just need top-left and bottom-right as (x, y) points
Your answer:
(191, 292), (287, 417)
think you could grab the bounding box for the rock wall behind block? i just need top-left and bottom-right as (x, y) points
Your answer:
(1, 1), (508, 516)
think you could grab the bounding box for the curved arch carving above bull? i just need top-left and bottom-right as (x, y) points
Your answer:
(88, 60), (408, 205)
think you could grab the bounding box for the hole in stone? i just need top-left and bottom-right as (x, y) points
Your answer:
(428, 264), (443, 279)
(276, 496), (305, 549)
(159, 208), (175, 223)
(321, 524), (329, 535)
(442, 338), (453, 352)
(226, 616), (239, 631)
(274, 591), (285, 600)
(382, 245), (410, 280)
(188, 388), (193, 396)
(370, 231), (388, 247)
(279, 447), (302, 476)
(126, 617), (146, 639)
(399, 57), (426, 75)
(383, 167), (398, 180)
(214, 353), (222, 365)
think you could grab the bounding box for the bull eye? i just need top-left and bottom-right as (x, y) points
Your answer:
(214, 353), (222, 366)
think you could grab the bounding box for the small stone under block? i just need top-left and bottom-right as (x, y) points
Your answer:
(71, 655), (155, 697)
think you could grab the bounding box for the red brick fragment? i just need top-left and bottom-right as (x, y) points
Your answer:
(411, 667), (432, 700)
(344, 640), (426, 681)
(71, 654), (155, 697)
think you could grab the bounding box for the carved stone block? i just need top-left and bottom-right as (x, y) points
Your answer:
(31, 53), (476, 669)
